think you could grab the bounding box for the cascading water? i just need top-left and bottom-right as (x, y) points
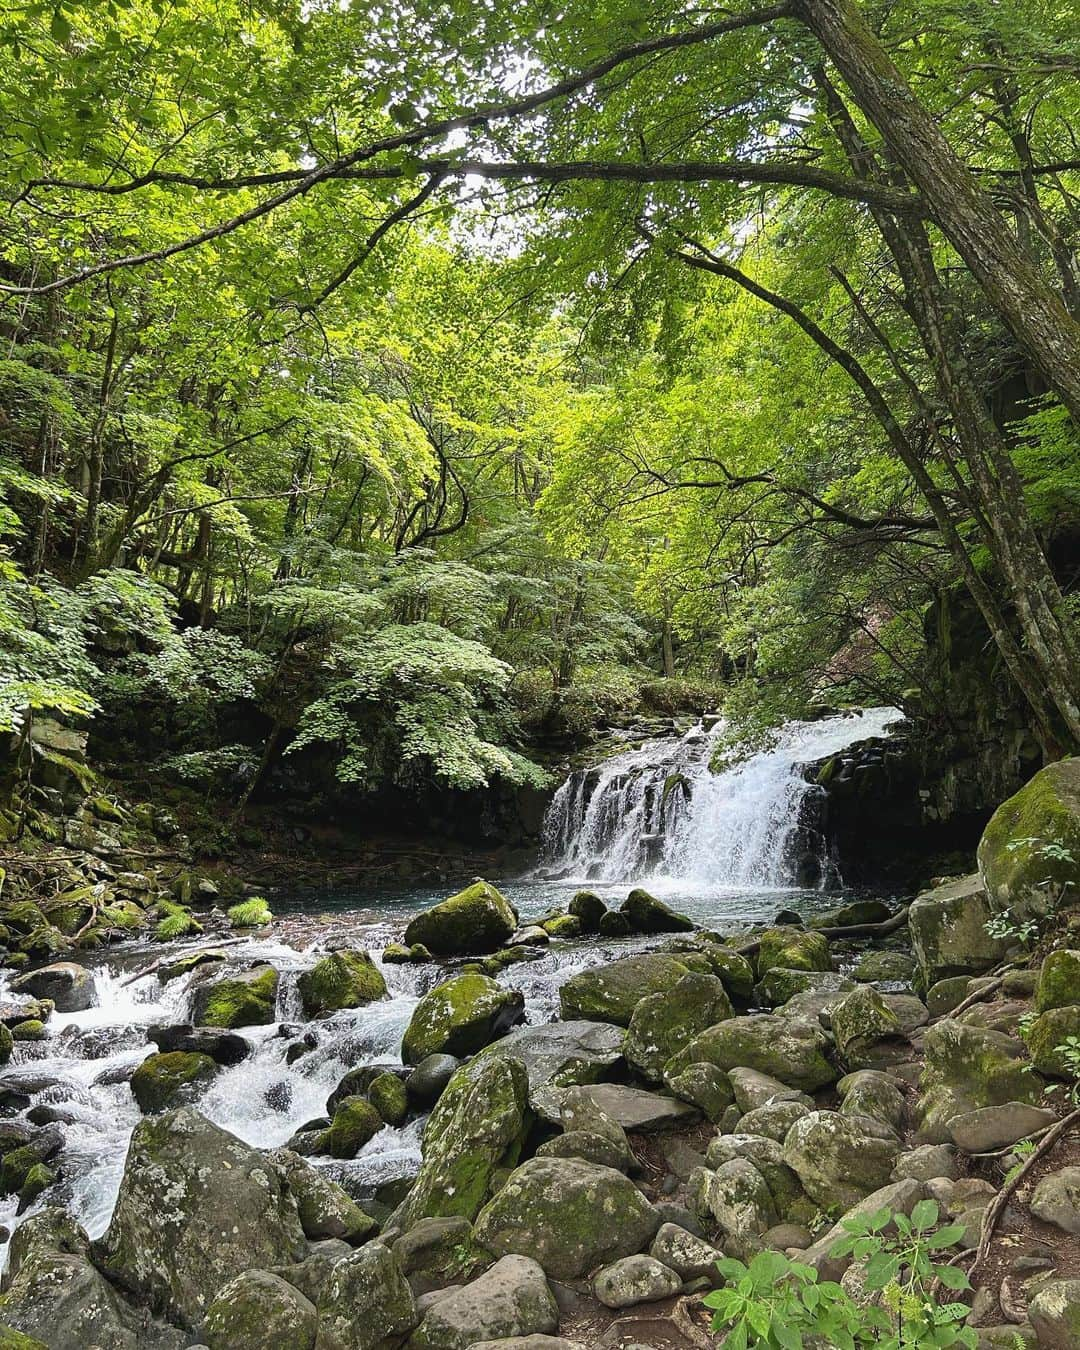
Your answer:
(542, 706), (903, 886)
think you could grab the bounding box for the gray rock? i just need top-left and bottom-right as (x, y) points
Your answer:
(559, 954), (694, 1027)
(474, 1157), (660, 1280)
(1027, 1277), (1080, 1349)
(314, 1241), (417, 1350)
(783, 1110), (902, 1211)
(948, 1102), (1058, 1154)
(649, 1223), (721, 1281)
(727, 1066), (814, 1113)
(96, 1108), (307, 1329)
(800, 1180), (932, 1281)
(697, 1159), (776, 1259)
(203, 1270), (317, 1350)
(391, 1217), (490, 1296)
(536, 1130), (630, 1173)
(908, 875), (1006, 987)
(535, 1082), (697, 1132)
(625, 972), (732, 1081)
(915, 1019), (1041, 1144)
(407, 1054), (462, 1106)
(593, 1254), (682, 1309)
(890, 1144), (959, 1183)
(666, 1016), (835, 1092)
(663, 1062), (734, 1121)
(409, 1254), (558, 1349)
(269, 1149), (378, 1243)
(148, 1024), (250, 1066)
(837, 1070), (907, 1132)
(734, 1099), (811, 1142)
(481, 1020), (625, 1106)
(704, 1135), (805, 1217)
(1030, 1167), (1080, 1235)
(11, 961), (93, 1013)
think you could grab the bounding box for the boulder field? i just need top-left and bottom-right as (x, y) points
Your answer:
(3, 757), (1080, 1348)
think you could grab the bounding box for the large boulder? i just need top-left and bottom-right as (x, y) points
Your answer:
(799, 1179), (932, 1282)
(1030, 1167), (1080, 1235)
(407, 1255), (558, 1349)
(10, 962), (92, 1013)
(397, 1055), (530, 1230)
(404, 882), (517, 956)
(908, 875), (1006, 989)
(314, 1242), (418, 1350)
(666, 937), (756, 1000)
(695, 1159), (776, 1259)
(664, 1014), (836, 1092)
(978, 758), (1080, 921)
(269, 1149), (378, 1243)
(559, 953), (692, 1027)
(203, 1270), (317, 1350)
(0, 1209), (186, 1350)
(402, 974), (524, 1066)
(830, 986), (910, 1071)
(191, 964), (279, 1029)
(755, 928), (831, 977)
(130, 1051), (218, 1113)
(915, 1019), (1042, 1143)
(756, 969), (854, 1008)
(297, 950), (387, 1018)
(1036, 949), (1080, 1012)
(480, 1020), (625, 1105)
(619, 889), (694, 934)
(390, 1217), (491, 1296)
(783, 1111), (901, 1211)
(1027, 1005), (1080, 1076)
(705, 1135), (806, 1219)
(96, 1108), (307, 1329)
(474, 1157), (660, 1279)
(317, 1096), (383, 1159)
(625, 972), (732, 1081)
(537, 1082), (697, 1132)
(568, 890), (607, 932)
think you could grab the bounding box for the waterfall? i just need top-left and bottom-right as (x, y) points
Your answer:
(541, 707), (903, 887)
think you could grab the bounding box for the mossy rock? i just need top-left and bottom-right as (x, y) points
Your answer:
(830, 985), (906, 1069)
(203, 1269), (317, 1350)
(368, 1071), (408, 1126)
(1026, 1005), (1080, 1077)
(17, 1162), (55, 1208)
(403, 880), (517, 956)
(11, 1020), (46, 1042)
(664, 1013), (836, 1092)
(318, 1096), (382, 1159)
(851, 950), (916, 984)
(0, 1024), (12, 1066)
(158, 949), (227, 984)
(383, 942), (431, 964)
(0, 1326), (49, 1350)
(297, 949), (387, 1018)
(192, 964), (279, 1029)
(908, 875), (1007, 989)
(625, 971), (733, 1080)
(402, 973), (524, 1066)
(916, 1018), (1043, 1142)
(810, 899), (893, 929)
(482, 945), (534, 974)
(559, 952), (691, 1027)
(1, 1145), (50, 1197)
(666, 936), (756, 1000)
(569, 890), (607, 932)
(756, 968), (855, 1007)
(1036, 949), (1080, 1013)
(756, 928), (831, 977)
(978, 758), (1080, 922)
(620, 888), (695, 934)
(130, 1051), (218, 1113)
(540, 914), (581, 939)
(598, 910), (632, 938)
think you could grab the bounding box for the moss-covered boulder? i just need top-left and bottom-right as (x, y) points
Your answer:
(783, 1111), (901, 1211)
(559, 952), (690, 1027)
(382, 942), (432, 964)
(474, 1157), (661, 1280)
(666, 937), (756, 1000)
(625, 971), (733, 1080)
(664, 1013), (836, 1092)
(368, 1071), (408, 1126)
(665, 1062), (735, 1122)
(297, 950), (387, 1018)
(851, 950), (916, 984)
(130, 1051), (218, 1114)
(810, 900), (892, 929)
(756, 968), (854, 1008)
(96, 1108), (307, 1330)
(1027, 1006), (1080, 1077)
(401, 973), (525, 1066)
(598, 910), (632, 938)
(569, 890), (607, 932)
(269, 1148), (378, 1243)
(1036, 949), (1080, 1013)
(620, 888), (695, 934)
(314, 1241), (418, 1350)
(694, 1158), (777, 1260)
(0, 1326), (48, 1349)
(407, 1253), (558, 1349)
(755, 928), (831, 977)
(0, 1023), (12, 1066)
(318, 1096), (383, 1159)
(191, 964), (278, 1029)
(390, 1215), (491, 1296)
(830, 986), (909, 1071)
(978, 758), (1080, 921)
(915, 1019), (1042, 1143)
(203, 1270), (317, 1350)
(706, 1135), (807, 1221)
(397, 1054), (530, 1229)
(1028, 1278), (1080, 1350)
(908, 875), (1006, 989)
(403, 881), (517, 956)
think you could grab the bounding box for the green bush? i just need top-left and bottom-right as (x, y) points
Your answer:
(227, 897), (273, 928)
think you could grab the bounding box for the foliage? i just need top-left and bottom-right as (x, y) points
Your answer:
(703, 1249), (870, 1349)
(227, 898), (273, 928)
(1043, 1036), (1080, 1109)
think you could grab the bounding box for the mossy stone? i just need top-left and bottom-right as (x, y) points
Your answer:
(17, 1162), (55, 1208)
(540, 914), (581, 939)
(0, 1024), (12, 1066)
(319, 1096), (382, 1159)
(1, 1145), (48, 1196)
(203, 1269), (318, 1350)
(130, 1051), (218, 1113)
(192, 964), (278, 1028)
(978, 759), (1080, 922)
(625, 971), (733, 1080)
(157, 949), (226, 983)
(664, 1013), (836, 1092)
(810, 900), (892, 928)
(1027, 1005), (1080, 1077)
(666, 937), (756, 1000)
(756, 927), (831, 977)
(756, 968), (854, 1007)
(559, 952), (691, 1027)
(0, 1326), (49, 1349)
(401, 972), (524, 1066)
(851, 950), (916, 984)
(598, 910), (632, 938)
(908, 875), (1006, 989)
(368, 1072), (408, 1126)
(1036, 949), (1080, 1013)
(569, 890), (607, 932)
(403, 880), (517, 956)
(11, 1020), (46, 1042)
(620, 888), (695, 934)
(296, 949), (387, 1017)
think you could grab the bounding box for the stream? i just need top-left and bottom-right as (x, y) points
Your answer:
(0, 707), (905, 1264)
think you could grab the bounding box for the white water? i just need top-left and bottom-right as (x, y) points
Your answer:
(542, 707), (902, 886)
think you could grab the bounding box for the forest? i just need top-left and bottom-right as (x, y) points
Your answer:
(2, 1), (1080, 1348)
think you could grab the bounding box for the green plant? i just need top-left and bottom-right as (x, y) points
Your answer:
(831, 1199), (977, 1349)
(1044, 1035), (1080, 1108)
(983, 910), (1039, 948)
(154, 911), (201, 941)
(227, 897), (273, 928)
(1002, 1138), (1036, 1186)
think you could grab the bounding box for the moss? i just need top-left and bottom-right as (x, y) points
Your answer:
(559, 952), (692, 1026)
(851, 950), (916, 983)
(568, 890), (607, 932)
(17, 1162), (55, 1207)
(131, 1050), (218, 1112)
(667, 938), (756, 1000)
(194, 966), (279, 1028)
(382, 943), (413, 963)
(158, 949), (227, 983)
(1027, 1005), (1080, 1077)
(227, 897), (273, 928)
(402, 972), (523, 1065)
(297, 950), (387, 1017)
(978, 759), (1080, 921)
(0, 1024), (11, 1066)
(756, 928), (831, 977)
(11, 1020), (45, 1042)
(540, 914), (581, 938)
(625, 970), (733, 1080)
(155, 911), (202, 941)
(1, 1145), (47, 1196)
(0, 1325), (49, 1349)
(621, 888), (695, 934)
(319, 1096), (382, 1159)
(403, 880), (518, 956)
(481, 945), (533, 974)
(1035, 949), (1080, 1013)
(367, 1072), (408, 1126)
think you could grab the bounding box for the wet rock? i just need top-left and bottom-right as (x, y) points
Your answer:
(597, 911), (632, 938)
(130, 1051), (218, 1113)
(157, 950), (227, 983)
(1027, 1277), (1080, 1349)
(665, 1014), (836, 1092)
(318, 1096), (383, 1159)
(783, 1111), (902, 1211)
(812, 899), (892, 928)
(474, 1157), (660, 1280)
(540, 915), (580, 940)
(269, 1149), (378, 1243)
(402, 974), (525, 1066)
(148, 1024), (250, 1066)
(756, 968), (854, 1007)
(96, 1108), (307, 1329)
(191, 964), (279, 1029)
(314, 1241), (418, 1350)
(568, 890), (607, 932)
(481, 1021), (625, 1105)
(406, 1054), (462, 1107)
(625, 971), (732, 1081)
(664, 1063), (734, 1122)
(10, 962), (92, 1013)
(369, 1071), (409, 1127)
(397, 1055), (530, 1230)
(559, 953), (692, 1027)
(1030, 1167), (1080, 1235)
(949, 1102), (1057, 1153)
(203, 1270), (317, 1350)
(978, 759), (1080, 923)
(619, 889), (694, 934)
(915, 1019), (1042, 1143)
(755, 928), (831, 977)
(408, 1254), (558, 1349)
(391, 1217), (491, 1296)
(297, 950), (388, 1017)
(908, 875), (1006, 988)
(648, 1223), (721, 1281)
(593, 1255), (682, 1309)
(404, 881), (518, 957)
